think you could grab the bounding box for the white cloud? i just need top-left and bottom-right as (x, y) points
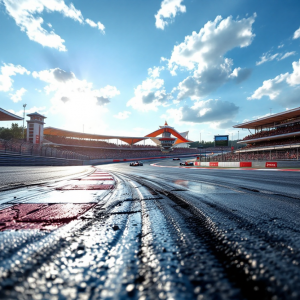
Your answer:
(293, 27), (300, 39)
(148, 66), (164, 78)
(10, 87), (27, 103)
(164, 99), (239, 128)
(114, 111), (131, 119)
(155, 0), (186, 30)
(278, 44), (284, 49)
(248, 59), (300, 106)
(0, 63), (30, 92)
(127, 77), (172, 112)
(2, 0), (105, 51)
(279, 51), (296, 60)
(85, 18), (105, 33)
(32, 68), (120, 131)
(167, 14), (256, 99)
(248, 73), (289, 100)
(9, 106), (47, 117)
(256, 52), (279, 65)
(168, 14), (256, 72)
(287, 60), (300, 86)
(256, 51), (296, 65)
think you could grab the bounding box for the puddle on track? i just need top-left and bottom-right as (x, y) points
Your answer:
(172, 179), (236, 194)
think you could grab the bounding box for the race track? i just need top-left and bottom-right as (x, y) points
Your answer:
(0, 158), (300, 299)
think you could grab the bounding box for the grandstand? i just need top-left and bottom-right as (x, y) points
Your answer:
(229, 107), (300, 161)
(43, 124), (197, 160)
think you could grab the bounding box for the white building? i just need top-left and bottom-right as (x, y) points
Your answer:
(26, 112), (46, 144)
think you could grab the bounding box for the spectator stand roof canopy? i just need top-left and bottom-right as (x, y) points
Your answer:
(44, 127), (147, 145)
(44, 122), (192, 146)
(233, 107), (300, 130)
(0, 107), (23, 121)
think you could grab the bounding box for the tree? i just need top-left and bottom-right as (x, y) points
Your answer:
(0, 123), (24, 140)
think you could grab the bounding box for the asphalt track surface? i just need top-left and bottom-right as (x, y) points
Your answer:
(0, 158), (300, 299)
(0, 166), (94, 190)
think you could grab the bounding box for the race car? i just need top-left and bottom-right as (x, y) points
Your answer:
(173, 158), (180, 160)
(180, 161), (193, 166)
(129, 161), (143, 166)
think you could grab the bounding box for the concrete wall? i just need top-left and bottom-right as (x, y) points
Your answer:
(194, 160), (300, 168)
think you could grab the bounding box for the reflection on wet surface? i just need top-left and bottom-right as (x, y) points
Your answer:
(172, 179), (235, 193)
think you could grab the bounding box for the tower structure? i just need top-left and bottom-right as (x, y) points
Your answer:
(26, 112), (46, 144)
(146, 121), (191, 152)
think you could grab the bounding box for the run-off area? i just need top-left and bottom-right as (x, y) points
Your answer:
(0, 167), (300, 299)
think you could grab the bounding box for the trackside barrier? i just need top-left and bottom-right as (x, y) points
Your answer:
(266, 162), (277, 168)
(219, 162), (240, 167)
(194, 161), (253, 168)
(110, 155), (198, 163)
(0, 152), (83, 166)
(240, 162), (252, 167)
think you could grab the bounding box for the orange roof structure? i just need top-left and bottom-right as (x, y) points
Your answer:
(44, 127), (146, 144)
(0, 107), (23, 121)
(146, 127), (190, 143)
(44, 122), (192, 146)
(234, 107), (300, 129)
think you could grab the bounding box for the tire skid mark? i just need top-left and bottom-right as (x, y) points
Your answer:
(153, 194), (243, 299)
(123, 173), (288, 300)
(134, 184), (195, 300)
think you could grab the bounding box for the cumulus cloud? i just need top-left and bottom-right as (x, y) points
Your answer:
(167, 14), (256, 100)
(9, 106), (47, 117)
(10, 87), (27, 103)
(32, 68), (120, 132)
(165, 99), (239, 128)
(0, 63), (30, 92)
(114, 111), (131, 119)
(85, 18), (105, 33)
(230, 67), (252, 84)
(155, 0), (186, 30)
(33, 67), (119, 109)
(96, 96), (110, 106)
(61, 96), (69, 103)
(127, 77), (172, 112)
(148, 66), (164, 78)
(1, 0), (105, 51)
(248, 59), (300, 106)
(293, 27), (300, 39)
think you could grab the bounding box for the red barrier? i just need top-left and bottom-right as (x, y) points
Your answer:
(209, 162), (218, 167)
(240, 162), (252, 167)
(266, 162), (277, 168)
(113, 159), (120, 162)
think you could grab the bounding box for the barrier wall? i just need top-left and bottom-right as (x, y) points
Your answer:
(85, 154), (199, 165)
(194, 161), (252, 168)
(194, 161), (300, 168)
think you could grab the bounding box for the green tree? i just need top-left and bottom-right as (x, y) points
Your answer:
(0, 123), (24, 140)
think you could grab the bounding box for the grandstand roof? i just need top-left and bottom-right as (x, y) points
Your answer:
(44, 127), (147, 144)
(234, 107), (300, 129)
(0, 107), (23, 121)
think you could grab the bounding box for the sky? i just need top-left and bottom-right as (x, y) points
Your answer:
(1, 0), (300, 142)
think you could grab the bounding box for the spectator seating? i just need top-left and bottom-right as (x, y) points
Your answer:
(243, 123), (300, 141)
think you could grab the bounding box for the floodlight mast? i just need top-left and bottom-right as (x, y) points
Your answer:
(22, 104), (26, 139)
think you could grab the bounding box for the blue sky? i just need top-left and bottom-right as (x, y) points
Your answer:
(1, 0), (300, 142)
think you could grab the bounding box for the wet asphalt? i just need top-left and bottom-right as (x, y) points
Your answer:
(0, 159), (300, 299)
(0, 166), (93, 190)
